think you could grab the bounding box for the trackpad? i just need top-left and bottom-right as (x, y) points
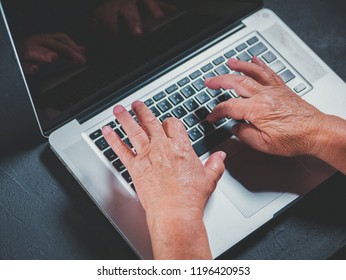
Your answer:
(218, 147), (310, 218)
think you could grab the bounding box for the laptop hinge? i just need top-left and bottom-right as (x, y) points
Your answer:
(76, 22), (246, 125)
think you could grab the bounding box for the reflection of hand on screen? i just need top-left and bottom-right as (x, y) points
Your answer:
(93, 0), (176, 37)
(18, 33), (86, 75)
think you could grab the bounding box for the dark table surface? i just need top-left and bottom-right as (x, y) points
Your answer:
(1, 0), (346, 260)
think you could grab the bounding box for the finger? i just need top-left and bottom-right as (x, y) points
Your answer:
(53, 33), (85, 53)
(23, 45), (58, 63)
(207, 98), (254, 122)
(228, 57), (284, 86)
(102, 126), (135, 167)
(204, 151), (226, 193)
(43, 39), (86, 64)
(131, 101), (165, 139)
(231, 123), (268, 152)
(162, 117), (190, 142)
(144, 0), (165, 20)
(22, 62), (39, 75)
(122, 4), (143, 36)
(113, 105), (150, 154)
(205, 74), (263, 98)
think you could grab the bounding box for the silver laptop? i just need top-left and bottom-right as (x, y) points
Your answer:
(2, 0), (345, 259)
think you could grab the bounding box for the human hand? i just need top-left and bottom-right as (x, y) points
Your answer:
(94, 0), (175, 37)
(18, 33), (86, 75)
(206, 57), (325, 157)
(102, 101), (226, 259)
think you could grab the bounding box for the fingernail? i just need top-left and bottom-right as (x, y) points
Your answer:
(113, 105), (124, 115)
(102, 126), (112, 135)
(219, 151), (227, 161)
(132, 100), (142, 109)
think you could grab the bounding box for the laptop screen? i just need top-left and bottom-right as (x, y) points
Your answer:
(1, 0), (262, 133)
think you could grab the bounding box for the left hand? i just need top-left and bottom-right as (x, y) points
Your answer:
(102, 101), (226, 259)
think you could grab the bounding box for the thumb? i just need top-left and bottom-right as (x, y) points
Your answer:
(232, 123), (266, 152)
(204, 151), (226, 192)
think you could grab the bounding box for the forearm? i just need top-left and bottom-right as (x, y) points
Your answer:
(310, 114), (346, 174)
(146, 211), (212, 260)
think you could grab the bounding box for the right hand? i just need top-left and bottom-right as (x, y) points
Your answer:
(206, 57), (326, 157)
(18, 33), (86, 75)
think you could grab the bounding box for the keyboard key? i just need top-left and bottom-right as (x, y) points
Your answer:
(215, 65), (230, 75)
(157, 99), (173, 113)
(213, 56), (226, 65)
(192, 124), (234, 157)
(262, 51), (277, 64)
(129, 110), (135, 116)
(270, 60), (286, 73)
(121, 170), (132, 183)
(236, 43), (247, 52)
(279, 69), (295, 83)
(195, 91), (211, 104)
(104, 148), (117, 161)
(248, 42), (268, 57)
(207, 88), (222, 97)
(195, 107), (210, 121)
(89, 129), (102, 140)
(183, 114), (199, 127)
(149, 106), (161, 117)
(247, 36), (259, 45)
(177, 77), (190, 87)
(144, 98), (154, 107)
(114, 128), (124, 139)
(294, 83), (307, 93)
(198, 121), (214, 134)
(153, 91), (166, 101)
(224, 49), (236, 58)
(218, 92), (232, 102)
(203, 71), (216, 80)
(130, 183), (136, 191)
(113, 159), (126, 172)
(172, 106), (188, 119)
(123, 138), (133, 149)
(105, 121), (116, 129)
(207, 99), (219, 111)
(237, 52), (252, 61)
(95, 137), (109, 151)
(159, 112), (173, 122)
(165, 84), (178, 94)
(201, 63), (214, 72)
(214, 118), (227, 127)
(183, 99), (199, 111)
(189, 70), (202, 79)
(192, 78), (206, 91)
(181, 85), (196, 98)
(169, 92), (184, 105)
(188, 127), (203, 142)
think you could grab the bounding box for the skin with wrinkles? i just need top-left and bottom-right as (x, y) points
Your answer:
(103, 56), (346, 259)
(102, 102), (226, 259)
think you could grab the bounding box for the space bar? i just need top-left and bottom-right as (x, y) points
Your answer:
(192, 121), (235, 157)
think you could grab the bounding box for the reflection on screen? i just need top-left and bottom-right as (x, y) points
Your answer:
(1, 0), (261, 132)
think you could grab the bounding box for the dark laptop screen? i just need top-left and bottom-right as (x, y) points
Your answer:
(1, 0), (262, 133)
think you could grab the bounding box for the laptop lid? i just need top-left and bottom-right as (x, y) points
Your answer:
(0, 0), (262, 136)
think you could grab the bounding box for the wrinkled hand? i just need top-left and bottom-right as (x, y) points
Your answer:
(94, 0), (175, 37)
(206, 57), (325, 157)
(18, 33), (86, 75)
(102, 101), (226, 259)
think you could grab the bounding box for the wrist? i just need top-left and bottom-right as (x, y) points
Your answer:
(307, 113), (346, 173)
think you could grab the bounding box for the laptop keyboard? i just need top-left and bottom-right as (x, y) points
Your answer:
(87, 32), (311, 191)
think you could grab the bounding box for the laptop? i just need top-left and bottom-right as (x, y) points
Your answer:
(1, 0), (345, 259)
